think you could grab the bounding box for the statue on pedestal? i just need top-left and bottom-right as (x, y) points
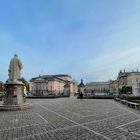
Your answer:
(0, 54), (31, 110)
(8, 54), (23, 82)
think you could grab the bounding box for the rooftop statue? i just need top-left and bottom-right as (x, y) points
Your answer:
(8, 54), (23, 82)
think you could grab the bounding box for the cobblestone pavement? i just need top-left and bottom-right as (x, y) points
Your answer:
(0, 97), (140, 140)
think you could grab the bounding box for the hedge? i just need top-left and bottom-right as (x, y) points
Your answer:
(26, 95), (70, 99)
(117, 96), (140, 100)
(83, 96), (114, 99)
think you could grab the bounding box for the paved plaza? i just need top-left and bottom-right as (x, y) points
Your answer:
(0, 97), (140, 140)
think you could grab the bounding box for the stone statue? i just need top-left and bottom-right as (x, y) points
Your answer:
(8, 54), (23, 81)
(0, 54), (31, 110)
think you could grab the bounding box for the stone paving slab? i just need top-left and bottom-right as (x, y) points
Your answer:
(0, 98), (140, 140)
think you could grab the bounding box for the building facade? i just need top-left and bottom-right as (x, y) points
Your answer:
(30, 74), (78, 96)
(109, 80), (118, 94)
(110, 70), (140, 96)
(127, 72), (140, 96)
(85, 81), (110, 94)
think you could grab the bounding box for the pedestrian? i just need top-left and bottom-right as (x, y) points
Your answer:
(77, 92), (80, 99)
(80, 92), (83, 99)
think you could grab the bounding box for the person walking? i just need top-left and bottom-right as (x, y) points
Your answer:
(80, 92), (83, 99)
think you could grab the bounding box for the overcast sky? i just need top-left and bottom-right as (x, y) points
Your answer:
(0, 0), (140, 83)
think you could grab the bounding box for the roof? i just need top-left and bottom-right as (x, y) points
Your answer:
(41, 74), (71, 78)
(86, 81), (109, 86)
(118, 71), (140, 79)
(54, 74), (71, 78)
(78, 79), (85, 87)
(30, 74), (71, 82)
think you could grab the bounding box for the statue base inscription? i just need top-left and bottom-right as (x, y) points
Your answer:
(0, 82), (31, 111)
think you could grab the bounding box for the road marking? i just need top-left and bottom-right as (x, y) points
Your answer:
(37, 104), (111, 140)
(15, 125), (79, 140)
(81, 125), (111, 140)
(114, 101), (140, 117)
(15, 121), (111, 140)
(6, 100), (140, 140)
(66, 111), (111, 118)
(119, 127), (140, 136)
(81, 112), (132, 125)
(82, 112), (111, 117)
(36, 113), (49, 124)
(116, 119), (140, 128)
(14, 104), (135, 140)
(66, 110), (83, 117)
(38, 104), (78, 124)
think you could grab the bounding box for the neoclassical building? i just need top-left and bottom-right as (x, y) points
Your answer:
(85, 81), (110, 94)
(110, 70), (140, 96)
(30, 74), (78, 96)
(109, 80), (118, 94)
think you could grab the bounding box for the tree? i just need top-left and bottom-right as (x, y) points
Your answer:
(120, 86), (132, 95)
(18, 77), (30, 91)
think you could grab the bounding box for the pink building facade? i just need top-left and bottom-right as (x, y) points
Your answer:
(30, 74), (78, 96)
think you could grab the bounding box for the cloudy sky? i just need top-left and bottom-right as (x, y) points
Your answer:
(0, 0), (140, 83)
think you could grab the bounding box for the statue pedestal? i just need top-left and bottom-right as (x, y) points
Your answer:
(0, 82), (31, 111)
